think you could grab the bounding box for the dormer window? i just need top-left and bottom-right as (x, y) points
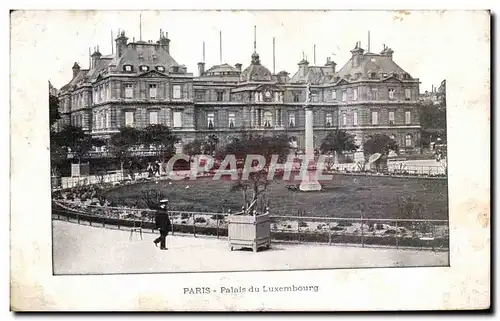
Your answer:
(139, 65), (149, 72)
(370, 72), (377, 78)
(156, 66), (165, 72)
(171, 66), (179, 73)
(123, 65), (133, 72)
(393, 73), (399, 78)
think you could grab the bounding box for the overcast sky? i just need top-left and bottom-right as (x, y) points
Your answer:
(39, 10), (476, 92)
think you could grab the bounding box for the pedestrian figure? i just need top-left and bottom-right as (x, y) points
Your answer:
(153, 199), (171, 250)
(154, 161), (161, 177)
(147, 162), (154, 178)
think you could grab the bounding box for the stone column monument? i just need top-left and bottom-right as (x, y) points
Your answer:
(299, 83), (322, 192)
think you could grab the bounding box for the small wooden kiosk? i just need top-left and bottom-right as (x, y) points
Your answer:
(228, 209), (271, 252)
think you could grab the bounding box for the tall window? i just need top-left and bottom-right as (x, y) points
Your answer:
(311, 91), (319, 102)
(342, 113), (347, 126)
(353, 88), (358, 101)
(325, 113), (332, 127)
(389, 111), (395, 125)
(342, 90), (347, 101)
(353, 111), (358, 126)
(149, 84), (157, 99)
(149, 111), (158, 124)
(106, 110), (111, 128)
(263, 111), (273, 128)
(99, 86), (104, 101)
(106, 84), (110, 100)
(332, 90), (337, 100)
(125, 84), (133, 99)
(173, 85), (182, 99)
(216, 91), (224, 102)
(388, 88), (395, 100)
(372, 111), (379, 125)
(405, 111), (412, 124)
(173, 111), (182, 127)
(405, 88), (412, 100)
(405, 134), (412, 147)
(371, 88), (378, 100)
(293, 92), (300, 102)
(125, 111), (134, 127)
(289, 113), (296, 127)
(228, 113), (235, 128)
(207, 113), (215, 129)
(276, 109), (283, 126)
(195, 90), (205, 101)
(100, 112), (105, 129)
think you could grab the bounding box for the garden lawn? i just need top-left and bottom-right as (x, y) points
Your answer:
(104, 175), (448, 220)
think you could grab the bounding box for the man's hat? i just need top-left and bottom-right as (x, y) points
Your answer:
(159, 199), (169, 203)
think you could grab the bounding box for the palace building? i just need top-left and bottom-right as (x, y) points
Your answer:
(55, 29), (421, 153)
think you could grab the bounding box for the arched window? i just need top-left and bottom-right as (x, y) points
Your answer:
(405, 134), (412, 147)
(139, 65), (149, 72)
(263, 111), (273, 128)
(123, 65), (133, 72)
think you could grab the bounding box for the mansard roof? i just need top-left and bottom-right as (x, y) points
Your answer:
(335, 52), (411, 81)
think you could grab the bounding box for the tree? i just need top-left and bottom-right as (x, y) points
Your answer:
(320, 130), (357, 154)
(55, 125), (101, 164)
(183, 139), (203, 158)
(50, 130), (67, 177)
(141, 124), (178, 175)
(203, 134), (219, 155)
(217, 133), (289, 214)
(363, 134), (398, 157)
(109, 126), (141, 176)
(320, 129), (358, 165)
(49, 94), (61, 127)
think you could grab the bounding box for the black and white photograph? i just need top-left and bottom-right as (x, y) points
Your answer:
(48, 10), (450, 275)
(9, 8), (490, 311)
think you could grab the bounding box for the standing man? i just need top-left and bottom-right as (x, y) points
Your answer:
(153, 199), (171, 250)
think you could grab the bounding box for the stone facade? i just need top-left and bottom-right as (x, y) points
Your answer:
(56, 31), (421, 152)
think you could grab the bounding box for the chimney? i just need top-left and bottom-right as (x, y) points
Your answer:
(298, 58), (309, 78)
(115, 30), (128, 58)
(380, 44), (394, 60)
(324, 57), (337, 75)
(72, 62), (81, 78)
(350, 41), (364, 68)
(91, 48), (102, 69)
(158, 31), (170, 53)
(235, 63), (242, 72)
(197, 62), (205, 76)
(277, 71), (289, 83)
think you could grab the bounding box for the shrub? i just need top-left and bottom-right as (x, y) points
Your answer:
(368, 223), (375, 232)
(181, 213), (190, 220)
(384, 229), (397, 235)
(181, 220), (187, 224)
(376, 223), (384, 230)
(317, 224), (324, 230)
(330, 226), (344, 231)
(194, 217), (207, 224)
(298, 221), (308, 228)
(337, 221), (352, 227)
(286, 224), (292, 229)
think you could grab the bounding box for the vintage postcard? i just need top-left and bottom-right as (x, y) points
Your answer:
(10, 9), (490, 311)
